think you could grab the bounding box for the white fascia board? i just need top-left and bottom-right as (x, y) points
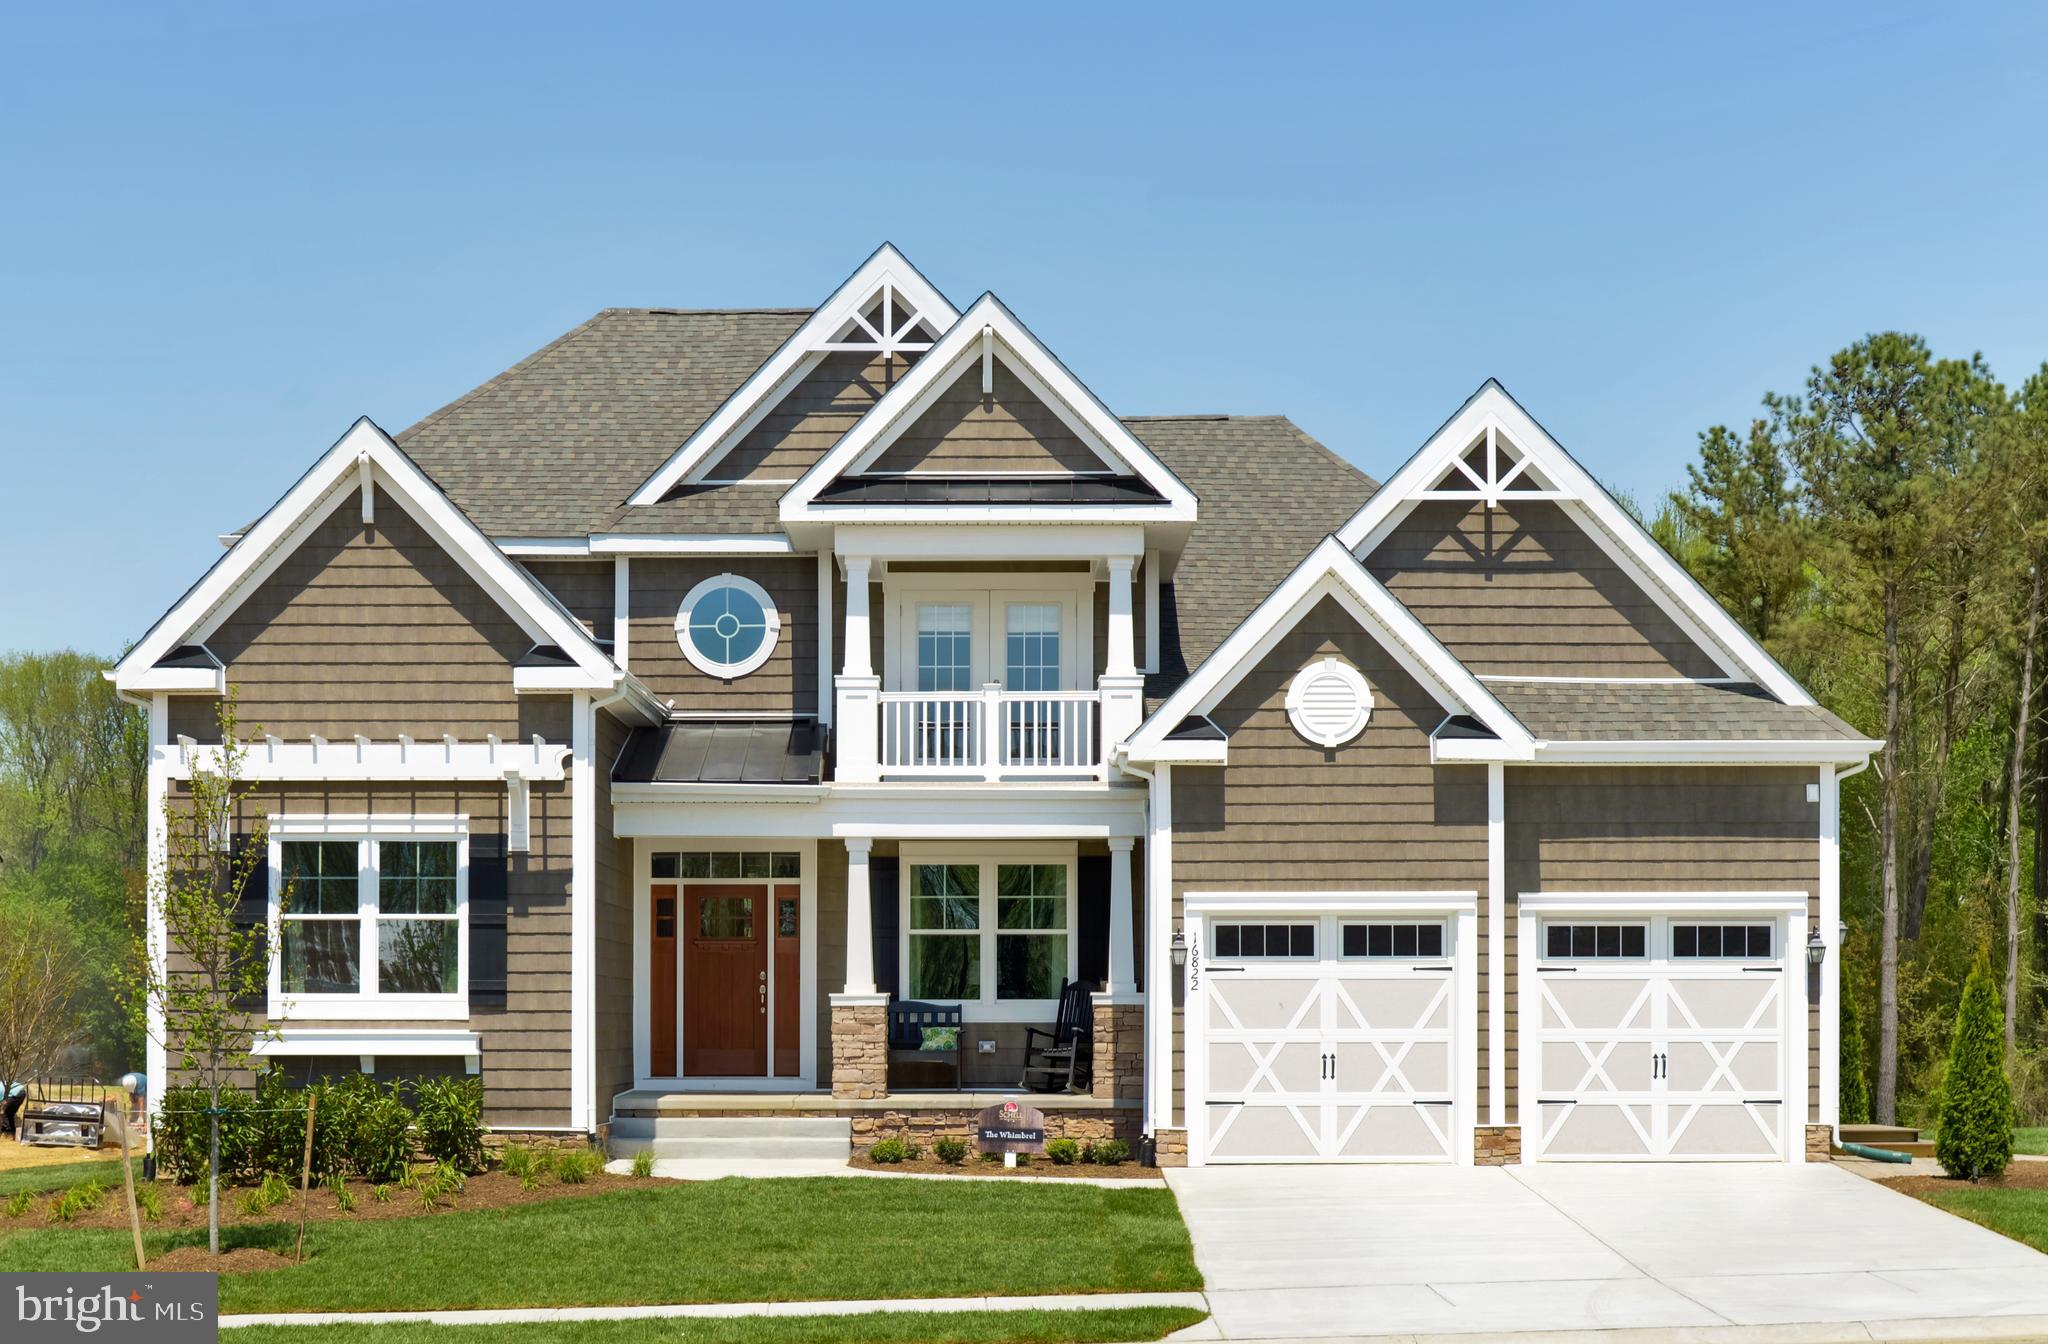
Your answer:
(1125, 536), (1534, 762)
(160, 737), (571, 782)
(513, 665), (614, 692)
(834, 523), (1146, 561)
(1184, 891), (1479, 915)
(629, 244), (961, 505)
(1519, 890), (1809, 915)
(497, 537), (593, 556)
(1529, 738), (1883, 765)
(252, 1029), (480, 1058)
(1335, 381), (1812, 707)
(135, 666), (227, 694)
(1116, 740), (1228, 765)
(588, 534), (796, 555)
(115, 418), (621, 691)
(612, 784), (1146, 840)
(781, 292), (1198, 522)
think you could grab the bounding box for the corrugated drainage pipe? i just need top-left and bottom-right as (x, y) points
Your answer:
(1840, 1141), (1913, 1163)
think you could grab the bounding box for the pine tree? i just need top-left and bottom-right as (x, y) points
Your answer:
(1935, 956), (2015, 1181)
(1840, 977), (1872, 1126)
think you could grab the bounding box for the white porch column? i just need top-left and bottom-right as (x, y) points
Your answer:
(1098, 556), (1143, 765)
(835, 557), (879, 781)
(842, 837), (876, 994)
(1487, 761), (1505, 1127)
(1106, 837), (1137, 995)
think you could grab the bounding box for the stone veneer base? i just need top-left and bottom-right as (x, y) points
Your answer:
(1806, 1123), (1834, 1162)
(829, 997), (889, 1100)
(1152, 1127), (1188, 1168)
(1473, 1124), (1521, 1165)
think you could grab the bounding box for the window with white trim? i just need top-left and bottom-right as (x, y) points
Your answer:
(1542, 922), (1646, 960)
(902, 850), (1075, 1016)
(675, 573), (781, 678)
(1341, 922), (1445, 959)
(1672, 923), (1774, 959)
(1212, 922), (1316, 960)
(274, 827), (467, 1013)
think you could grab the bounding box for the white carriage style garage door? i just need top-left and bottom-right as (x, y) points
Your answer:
(1522, 903), (1802, 1162)
(1190, 904), (1474, 1165)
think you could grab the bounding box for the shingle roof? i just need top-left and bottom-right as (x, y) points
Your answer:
(1129, 416), (1380, 702)
(395, 308), (808, 537)
(1484, 681), (1866, 741)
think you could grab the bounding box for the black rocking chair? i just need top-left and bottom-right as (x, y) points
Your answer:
(1020, 978), (1095, 1093)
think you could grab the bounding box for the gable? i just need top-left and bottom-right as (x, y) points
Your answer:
(713, 351), (914, 482)
(864, 360), (1112, 475)
(1364, 498), (1724, 679)
(198, 485), (541, 741)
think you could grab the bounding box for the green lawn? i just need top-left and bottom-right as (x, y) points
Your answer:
(0, 1158), (139, 1198)
(0, 1177), (1200, 1314)
(2012, 1128), (2048, 1156)
(1913, 1184), (2048, 1252)
(228, 1307), (1207, 1344)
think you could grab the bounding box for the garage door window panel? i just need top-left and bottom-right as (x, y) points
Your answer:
(1213, 923), (1315, 960)
(1544, 922), (1647, 960)
(1341, 922), (1445, 959)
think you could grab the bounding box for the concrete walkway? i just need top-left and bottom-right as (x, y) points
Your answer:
(1165, 1162), (2048, 1340)
(220, 1290), (1208, 1329)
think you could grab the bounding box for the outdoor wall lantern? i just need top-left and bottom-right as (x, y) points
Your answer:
(1807, 926), (1827, 967)
(1170, 927), (1188, 972)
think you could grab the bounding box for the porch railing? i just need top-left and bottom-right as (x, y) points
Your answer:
(877, 687), (1101, 779)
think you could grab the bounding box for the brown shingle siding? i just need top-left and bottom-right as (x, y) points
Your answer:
(626, 556), (819, 714)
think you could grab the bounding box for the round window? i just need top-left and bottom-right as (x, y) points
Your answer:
(1285, 656), (1372, 748)
(674, 574), (780, 678)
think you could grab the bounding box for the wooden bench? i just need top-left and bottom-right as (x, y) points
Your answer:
(887, 1000), (964, 1091)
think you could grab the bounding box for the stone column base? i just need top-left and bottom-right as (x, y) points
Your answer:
(1152, 1127), (1189, 1168)
(1474, 1125), (1521, 1165)
(1806, 1123), (1834, 1162)
(830, 993), (889, 1100)
(1090, 995), (1144, 1100)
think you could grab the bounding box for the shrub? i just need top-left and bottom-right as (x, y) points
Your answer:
(630, 1150), (655, 1178)
(413, 1076), (486, 1173)
(370, 1184), (391, 1204)
(552, 1148), (603, 1184)
(311, 1074), (374, 1180)
(5, 1191), (33, 1218)
(1840, 981), (1872, 1127)
(250, 1066), (312, 1179)
(934, 1138), (968, 1165)
(867, 1137), (909, 1164)
(332, 1186), (356, 1214)
(48, 1180), (105, 1223)
(134, 1184), (164, 1222)
(1045, 1138), (1080, 1165)
(350, 1087), (415, 1183)
(427, 1162), (466, 1198)
(156, 1084), (258, 1185)
(497, 1143), (539, 1179)
(1937, 956), (2016, 1181)
(1087, 1139), (1131, 1165)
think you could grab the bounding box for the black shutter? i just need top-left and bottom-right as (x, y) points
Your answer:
(870, 857), (900, 1000)
(1077, 854), (1109, 991)
(469, 834), (510, 1009)
(230, 835), (269, 1011)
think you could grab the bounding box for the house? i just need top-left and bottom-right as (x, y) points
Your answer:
(112, 245), (1879, 1166)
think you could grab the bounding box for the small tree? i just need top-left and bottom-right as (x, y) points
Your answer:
(1935, 956), (2015, 1181)
(1840, 972), (1872, 1127)
(129, 696), (278, 1255)
(0, 894), (84, 1086)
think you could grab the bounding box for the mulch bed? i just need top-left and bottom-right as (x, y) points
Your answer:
(148, 1246), (295, 1273)
(848, 1152), (1157, 1179)
(1, 1169), (664, 1234)
(1882, 1164), (2048, 1196)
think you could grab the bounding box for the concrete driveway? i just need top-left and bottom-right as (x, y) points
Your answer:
(1164, 1163), (2048, 1340)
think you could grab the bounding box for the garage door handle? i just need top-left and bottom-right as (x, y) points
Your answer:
(1412, 964), (1453, 973)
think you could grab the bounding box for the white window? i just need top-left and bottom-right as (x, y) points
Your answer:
(1542, 921), (1647, 960)
(1005, 603), (1062, 692)
(271, 820), (468, 1020)
(1212, 922), (1316, 960)
(1340, 921), (1446, 959)
(675, 573), (781, 678)
(884, 577), (1093, 694)
(1672, 923), (1775, 959)
(916, 603), (974, 692)
(902, 848), (1076, 1018)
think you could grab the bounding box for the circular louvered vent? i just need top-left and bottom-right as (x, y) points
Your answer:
(1285, 657), (1372, 748)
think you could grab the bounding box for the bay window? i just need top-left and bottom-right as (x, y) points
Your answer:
(272, 821), (468, 1019)
(902, 848), (1076, 1018)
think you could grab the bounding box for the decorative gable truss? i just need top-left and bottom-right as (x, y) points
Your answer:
(1337, 380), (1813, 706)
(628, 243), (961, 500)
(1122, 536), (1536, 766)
(780, 292), (1199, 523)
(114, 417), (638, 703)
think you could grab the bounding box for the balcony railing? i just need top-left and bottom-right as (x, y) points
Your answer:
(877, 688), (1101, 779)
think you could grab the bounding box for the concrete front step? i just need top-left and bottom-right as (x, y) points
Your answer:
(607, 1113), (852, 1162)
(1840, 1123), (1921, 1144)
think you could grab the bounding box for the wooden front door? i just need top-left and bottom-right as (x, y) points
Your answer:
(683, 884), (768, 1076)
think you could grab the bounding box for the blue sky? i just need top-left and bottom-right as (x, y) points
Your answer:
(5, 3), (2045, 655)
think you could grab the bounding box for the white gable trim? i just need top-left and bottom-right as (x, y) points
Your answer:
(1122, 536), (1535, 764)
(1335, 381), (1812, 706)
(114, 418), (619, 693)
(781, 294), (1198, 522)
(627, 245), (961, 505)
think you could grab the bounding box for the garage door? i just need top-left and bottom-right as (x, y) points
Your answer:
(1197, 913), (1460, 1164)
(1527, 913), (1793, 1161)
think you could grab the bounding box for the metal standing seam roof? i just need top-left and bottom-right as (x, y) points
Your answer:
(613, 719), (825, 786)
